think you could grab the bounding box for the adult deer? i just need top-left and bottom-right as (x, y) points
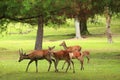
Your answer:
(50, 49), (75, 73)
(60, 41), (90, 70)
(59, 41), (82, 52)
(18, 46), (55, 72)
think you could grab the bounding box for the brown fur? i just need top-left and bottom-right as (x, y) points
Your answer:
(51, 50), (75, 73)
(18, 46), (55, 72)
(60, 41), (82, 52)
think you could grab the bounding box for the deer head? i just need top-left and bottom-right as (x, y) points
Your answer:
(18, 48), (27, 62)
(48, 46), (55, 54)
(48, 46), (55, 52)
(59, 41), (66, 46)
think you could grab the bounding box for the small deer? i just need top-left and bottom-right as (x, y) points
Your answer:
(18, 46), (55, 72)
(60, 41), (82, 69)
(60, 41), (90, 70)
(82, 50), (90, 63)
(62, 51), (84, 70)
(50, 49), (75, 73)
(60, 41), (82, 52)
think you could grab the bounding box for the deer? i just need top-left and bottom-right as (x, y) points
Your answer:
(49, 48), (75, 73)
(62, 51), (84, 70)
(18, 46), (55, 73)
(60, 41), (90, 70)
(82, 50), (90, 63)
(59, 41), (82, 52)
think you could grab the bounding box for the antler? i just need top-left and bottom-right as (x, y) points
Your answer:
(19, 48), (24, 55)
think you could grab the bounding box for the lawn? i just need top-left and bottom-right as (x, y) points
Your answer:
(0, 17), (120, 80)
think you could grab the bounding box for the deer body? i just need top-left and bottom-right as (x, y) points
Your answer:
(62, 51), (84, 70)
(60, 41), (84, 70)
(60, 41), (81, 52)
(82, 50), (90, 63)
(18, 47), (55, 72)
(51, 50), (75, 73)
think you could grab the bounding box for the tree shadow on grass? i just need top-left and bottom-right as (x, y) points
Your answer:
(44, 33), (75, 41)
(92, 52), (120, 59)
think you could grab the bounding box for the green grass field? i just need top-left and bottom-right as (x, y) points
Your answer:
(0, 17), (120, 80)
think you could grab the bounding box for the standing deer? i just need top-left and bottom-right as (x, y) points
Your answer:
(82, 50), (90, 63)
(60, 41), (90, 70)
(59, 41), (82, 52)
(50, 49), (75, 73)
(18, 46), (55, 72)
(62, 51), (84, 70)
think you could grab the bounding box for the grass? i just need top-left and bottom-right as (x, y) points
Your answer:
(0, 17), (120, 80)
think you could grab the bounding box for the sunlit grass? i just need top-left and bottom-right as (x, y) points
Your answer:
(0, 17), (120, 80)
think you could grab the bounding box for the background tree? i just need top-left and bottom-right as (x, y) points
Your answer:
(0, 0), (120, 48)
(67, 0), (120, 37)
(0, 0), (69, 50)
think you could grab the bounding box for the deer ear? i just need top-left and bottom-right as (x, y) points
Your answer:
(21, 48), (23, 53)
(63, 41), (66, 43)
(19, 49), (22, 55)
(48, 46), (50, 49)
(24, 52), (26, 55)
(52, 46), (55, 49)
(19, 49), (21, 53)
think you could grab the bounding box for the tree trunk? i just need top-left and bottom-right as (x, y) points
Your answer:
(79, 19), (89, 35)
(105, 15), (113, 43)
(104, 7), (113, 43)
(74, 17), (82, 39)
(34, 16), (44, 50)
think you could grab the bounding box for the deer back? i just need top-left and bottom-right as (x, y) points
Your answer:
(69, 51), (81, 59)
(67, 46), (81, 52)
(82, 50), (90, 56)
(52, 50), (70, 60)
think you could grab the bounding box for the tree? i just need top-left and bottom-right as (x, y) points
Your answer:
(0, 0), (69, 50)
(75, 17), (82, 38)
(0, 0), (120, 47)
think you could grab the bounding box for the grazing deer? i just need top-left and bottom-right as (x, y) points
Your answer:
(18, 46), (55, 72)
(50, 49), (75, 73)
(59, 41), (82, 52)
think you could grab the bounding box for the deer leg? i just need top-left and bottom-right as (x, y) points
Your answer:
(69, 62), (72, 70)
(35, 60), (38, 73)
(65, 60), (70, 73)
(52, 59), (56, 71)
(55, 60), (59, 72)
(26, 60), (33, 72)
(78, 57), (84, 70)
(70, 60), (75, 73)
(62, 61), (66, 70)
(86, 55), (90, 63)
(80, 60), (84, 70)
(46, 59), (52, 72)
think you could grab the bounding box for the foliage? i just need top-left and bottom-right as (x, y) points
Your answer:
(0, 0), (119, 33)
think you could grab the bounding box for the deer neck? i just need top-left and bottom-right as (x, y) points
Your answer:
(63, 43), (68, 50)
(23, 55), (30, 59)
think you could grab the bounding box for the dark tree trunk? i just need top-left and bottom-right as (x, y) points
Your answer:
(79, 19), (89, 35)
(34, 16), (44, 50)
